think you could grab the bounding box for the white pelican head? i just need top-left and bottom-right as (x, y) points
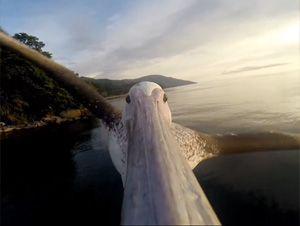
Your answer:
(122, 81), (172, 128)
(118, 81), (220, 225)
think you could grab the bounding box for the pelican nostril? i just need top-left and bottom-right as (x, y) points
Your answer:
(126, 95), (131, 104)
(163, 93), (168, 102)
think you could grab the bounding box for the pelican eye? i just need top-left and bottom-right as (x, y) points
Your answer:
(126, 95), (131, 104)
(163, 93), (168, 102)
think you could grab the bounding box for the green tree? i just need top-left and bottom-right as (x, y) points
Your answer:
(13, 32), (52, 58)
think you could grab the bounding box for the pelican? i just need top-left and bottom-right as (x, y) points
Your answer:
(1, 31), (299, 225)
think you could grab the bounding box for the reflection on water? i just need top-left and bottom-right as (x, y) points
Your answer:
(167, 70), (300, 134)
(1, 119), (123, 226)
(1, 72), (300, 226)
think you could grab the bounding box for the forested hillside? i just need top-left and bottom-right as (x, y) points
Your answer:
(0, 34), (83, 125)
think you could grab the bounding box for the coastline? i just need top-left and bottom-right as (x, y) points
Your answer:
(0, 109), (93, 135)
(0, 116), (92, 135)
(0, 83), (197, 134)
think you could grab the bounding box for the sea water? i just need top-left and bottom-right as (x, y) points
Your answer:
(1, 71), (299, 226)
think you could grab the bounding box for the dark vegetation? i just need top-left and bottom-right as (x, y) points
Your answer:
(0, 32), (196, 125)
(12, 33), (53, 58)
(0, 33), (82, 125)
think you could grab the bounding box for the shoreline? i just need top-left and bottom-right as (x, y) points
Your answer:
(1, 84), (198, 134)
(0, 115), (92, 134)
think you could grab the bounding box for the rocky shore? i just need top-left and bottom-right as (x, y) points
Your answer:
(0, 109), (93, 134)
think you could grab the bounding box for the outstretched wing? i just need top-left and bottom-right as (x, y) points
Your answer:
(172, 123), (300, 169)
(171, 123), (219, 169)
(212, 131), (300, 154)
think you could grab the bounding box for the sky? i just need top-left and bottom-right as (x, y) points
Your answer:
(1, 0), (299, 81)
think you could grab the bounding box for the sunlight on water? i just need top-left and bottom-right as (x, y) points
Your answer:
(109, 71), (300, 134)
(162, 71), (300, 134)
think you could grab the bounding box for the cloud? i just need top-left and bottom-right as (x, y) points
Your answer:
(73, 0), (298, 78)
(222, 63), (288, 75)
(2, 0), (298, 79)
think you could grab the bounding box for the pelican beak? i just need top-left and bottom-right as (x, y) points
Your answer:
(121, 89), (221, 225)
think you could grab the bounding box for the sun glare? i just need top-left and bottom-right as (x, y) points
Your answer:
(280, 25), (299, 43)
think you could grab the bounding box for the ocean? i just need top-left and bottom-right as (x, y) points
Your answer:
(1, 71), (299, 226)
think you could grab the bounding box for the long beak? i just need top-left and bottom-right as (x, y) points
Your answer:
(121, 97), (221, 225)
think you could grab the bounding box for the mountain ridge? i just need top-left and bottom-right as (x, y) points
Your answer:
(82, 74), (196, 97)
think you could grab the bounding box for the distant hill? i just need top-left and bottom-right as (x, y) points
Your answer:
(82, 75), (196, 97)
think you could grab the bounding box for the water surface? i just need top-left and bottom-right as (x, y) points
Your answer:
(1, 72), (299, 226)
